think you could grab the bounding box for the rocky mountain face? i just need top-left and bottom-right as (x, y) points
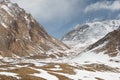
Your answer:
(61, 20), (120, 47)
(87, 29), (120, 57)
(0, 0), (69, 58)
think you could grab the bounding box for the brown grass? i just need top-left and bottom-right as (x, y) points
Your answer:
(38, 63), (76, 75)
(0, 67), (45, 80)
(0, 75), (17, 80)
(8, 67), (39, 75)
(49, 72), (72, 80)
(83, 64), (119, 72)
(20, 75), (45, 80)
(0, 65), (14, 69)
(0, 74), (46, 80)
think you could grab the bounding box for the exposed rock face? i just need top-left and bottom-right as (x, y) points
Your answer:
(0, 0), (69, 58)
(87, 29), (120, 57)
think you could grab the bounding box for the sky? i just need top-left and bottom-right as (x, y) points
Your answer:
(10, 0), (120, 39)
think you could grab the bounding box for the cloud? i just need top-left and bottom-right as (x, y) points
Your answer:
(11, 0), (81, 23)
(84, 1), (120, 13)
(10, 0), (85, 38)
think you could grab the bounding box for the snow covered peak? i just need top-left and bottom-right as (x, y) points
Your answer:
(62, 19), (120, 47)
(0, 1), (28, 28)
(74, 19), (120, 33)
(0, 0), (23, 17)
(85, 20), (120, 32)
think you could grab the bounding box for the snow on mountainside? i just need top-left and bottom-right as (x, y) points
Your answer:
(60, 20), (120, 80)
(62, 29), (120, 80)
(61, 19), (120, 67)
(62, 20), (120, 48)
(0, 0), (69, 58)
(87, 29), (120, 57)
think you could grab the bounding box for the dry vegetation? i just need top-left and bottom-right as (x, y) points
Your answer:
(82, 63), (120, 72)
(0, 62), (119, 80)
(0, 75), (17, 80)
(49, 72), (72, 80)
(0, 63), (76, 80)
(38, 63), (76, 74)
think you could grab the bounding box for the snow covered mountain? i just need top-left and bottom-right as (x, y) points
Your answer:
(72, 28), (120, 62)
(0, 0), (69, 58)
(87, 29), (120, 57)
(62, 20), (120, 48)
(64, 27), (120, 80)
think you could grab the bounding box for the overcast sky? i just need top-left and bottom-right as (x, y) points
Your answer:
(11, 0), (120, 39)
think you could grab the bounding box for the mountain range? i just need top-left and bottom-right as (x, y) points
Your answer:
(62, 19), (120, 47)
(0, 0), (120, 80)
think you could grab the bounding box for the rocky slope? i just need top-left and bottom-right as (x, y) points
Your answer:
(0, 0), (69, 58)
(87, 29), (120, 57)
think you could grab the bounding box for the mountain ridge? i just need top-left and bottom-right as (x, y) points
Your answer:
(0, 0), (69, 58)
(61, 19), (120, 48)
(87, 29), (120, 57)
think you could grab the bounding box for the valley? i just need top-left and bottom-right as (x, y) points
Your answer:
(0, 0), (120, 80)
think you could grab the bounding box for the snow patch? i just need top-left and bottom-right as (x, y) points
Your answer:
(49, 65), (62, 71)
(52, 69), (120, 80)
(1, 5), (13, 17)
(24, 15), (31, 29)
(30, 68), (59, 80)
(1, 22), (8, 28)
(0, 72), (20, 79)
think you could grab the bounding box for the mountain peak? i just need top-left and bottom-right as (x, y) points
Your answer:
(62, 19), (120, 47)
(0, 1), (69, 58)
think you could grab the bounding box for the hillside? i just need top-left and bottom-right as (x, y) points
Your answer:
(0, 0), (69, 58)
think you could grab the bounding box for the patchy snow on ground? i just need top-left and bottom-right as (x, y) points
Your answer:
(30, 68), (59, 80)
(49, 65), (62, 71)
(0, 72), (20, 79)
(0, 48), (120, 80)
(70, 50), (120, 68)
(52, 69), (120, 80)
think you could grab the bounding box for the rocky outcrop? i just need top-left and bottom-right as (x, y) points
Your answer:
(87, 29), (120, 57)
(0, 0), (69, 58)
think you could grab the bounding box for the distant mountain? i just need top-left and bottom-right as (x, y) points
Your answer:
(0, 0), (69, 58)
(61, 20), (120, 47)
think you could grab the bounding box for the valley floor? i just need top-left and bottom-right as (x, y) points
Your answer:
(0, 57), (120, 80)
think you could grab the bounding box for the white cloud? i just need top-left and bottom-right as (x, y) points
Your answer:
(85, 1), (120, 13)
(10, 0), (85, 38)
(11, 0), (81, 23)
